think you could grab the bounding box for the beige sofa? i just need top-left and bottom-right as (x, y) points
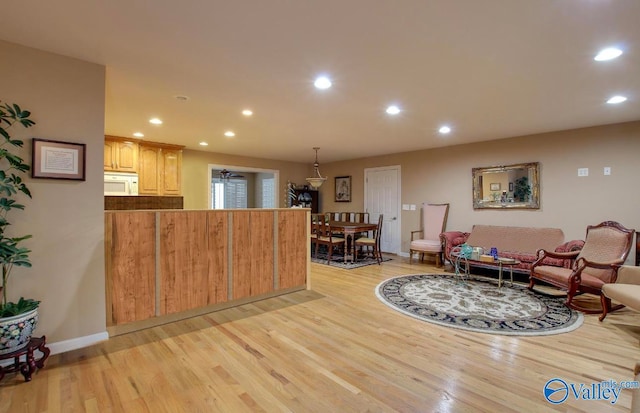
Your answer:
(600, 265), (640, 321)
(441, 225), (584, 275)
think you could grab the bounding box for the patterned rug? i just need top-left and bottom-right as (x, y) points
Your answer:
(311, 252), (391, 269)
(375, 274), (583, 336)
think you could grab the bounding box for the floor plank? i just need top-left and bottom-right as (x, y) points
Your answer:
(1, 257), (638, 412)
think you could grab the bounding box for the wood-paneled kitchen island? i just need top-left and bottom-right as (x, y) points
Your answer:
(105, 208), (310, 335)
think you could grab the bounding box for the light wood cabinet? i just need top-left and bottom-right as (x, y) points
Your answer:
(138, 143), (183, 195)
(104, 138), (139, 172)
(161, 148), (182, 195)
(138, 145), (161, 194)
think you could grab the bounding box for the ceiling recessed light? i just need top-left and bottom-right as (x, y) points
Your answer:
(439, 125), (451, 134)
(314, 76), (332, 90)
(606, 95), (627, 104)
(594, 47), (623, 61)
(199, 141), (208, 146)
(386, 105), (401, 115)
(242, 109), (253, 116)
(224, 131), (236, 137)
(133, 132), (144, 138)
(149, 118), (163, 125)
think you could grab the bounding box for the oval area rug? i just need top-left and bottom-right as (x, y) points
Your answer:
(375, 274), (583, 336)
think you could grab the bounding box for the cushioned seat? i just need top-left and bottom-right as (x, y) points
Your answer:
(410, 239), (441, 249)
(600, 265), (640, 321)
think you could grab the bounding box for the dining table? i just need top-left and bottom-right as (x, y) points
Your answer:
(329, 220), (378, 263)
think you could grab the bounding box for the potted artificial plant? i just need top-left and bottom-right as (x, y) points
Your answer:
(0, 101), (39, 355)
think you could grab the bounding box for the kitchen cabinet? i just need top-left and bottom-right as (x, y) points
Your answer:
(138, 143), (183, 195)
(104, 137), (139, 172)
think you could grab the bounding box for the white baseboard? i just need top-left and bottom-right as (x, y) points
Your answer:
(398, 251), (410, 257)
(47, 331), (109, 355)
(0, 331), (109, 367)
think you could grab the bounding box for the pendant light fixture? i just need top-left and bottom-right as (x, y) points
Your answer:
(306, 147), (327, 189)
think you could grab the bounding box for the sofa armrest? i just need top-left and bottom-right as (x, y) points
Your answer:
(532, 249), (580, 269)
(553, 239), (585, 268)
(440, 231), (470, 261)
(555, 239), (585, 253)
(612, 265), (640, 285)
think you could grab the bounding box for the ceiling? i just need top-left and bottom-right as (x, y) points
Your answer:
(1, 1), (639, 163)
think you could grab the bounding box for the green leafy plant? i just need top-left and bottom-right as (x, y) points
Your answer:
(513, 177), (531, 202)
(0, 101), (39, 318)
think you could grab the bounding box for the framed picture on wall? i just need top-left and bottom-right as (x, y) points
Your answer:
(335, 176), (351, 202)
(489, 182), (501, 191)
(32, 138), (86, 181)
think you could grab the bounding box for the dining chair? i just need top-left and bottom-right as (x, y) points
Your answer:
(355, 214), (383, 264)
(311, 214), (345, 265)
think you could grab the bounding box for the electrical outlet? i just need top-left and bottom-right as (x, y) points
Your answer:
(604, 167), (611, 176)
(578, 168), (589, 177)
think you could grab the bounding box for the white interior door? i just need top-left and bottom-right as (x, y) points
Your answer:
(364, 166), (401, 254)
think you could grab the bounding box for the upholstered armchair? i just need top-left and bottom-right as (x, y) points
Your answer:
(600, 265), (640, 321)
(410, 203), (449, 266)
(529, 221), (635, 313)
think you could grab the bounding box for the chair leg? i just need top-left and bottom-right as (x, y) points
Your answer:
(527, 277), (536, 290)
(327, 244), (333, 265)
(599, 295), (611, 321)
(409, 249), (413, 264)
(565, 282), (579, 309)
(435, 253), (441, 267)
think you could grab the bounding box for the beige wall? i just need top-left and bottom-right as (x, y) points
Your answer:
(0, 40), (106, 343)
(182, 149), (310, 210)
(317, 121), (640, 258)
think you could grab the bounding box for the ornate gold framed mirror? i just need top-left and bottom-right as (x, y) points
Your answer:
(472, 162), (540, 209)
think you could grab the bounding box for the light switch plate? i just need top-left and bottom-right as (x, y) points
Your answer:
(410, 204), (416, 210)
(402, 204), (410, 210)
(578, 168), (588, 177)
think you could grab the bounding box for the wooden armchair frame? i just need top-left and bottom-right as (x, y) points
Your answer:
(529, 221), (635, 313)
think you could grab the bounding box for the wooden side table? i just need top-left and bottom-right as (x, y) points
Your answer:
(0, 336), (50, 382)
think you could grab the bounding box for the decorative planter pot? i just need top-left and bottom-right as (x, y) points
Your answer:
(0, 309), (38, 355)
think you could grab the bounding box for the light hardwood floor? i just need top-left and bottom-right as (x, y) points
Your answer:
(1, 257), (639, 412)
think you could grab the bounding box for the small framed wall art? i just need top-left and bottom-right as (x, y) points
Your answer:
(489, 182), (501, 191)
(335, 175), (351, 202)
(32, 138), (86, 181)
